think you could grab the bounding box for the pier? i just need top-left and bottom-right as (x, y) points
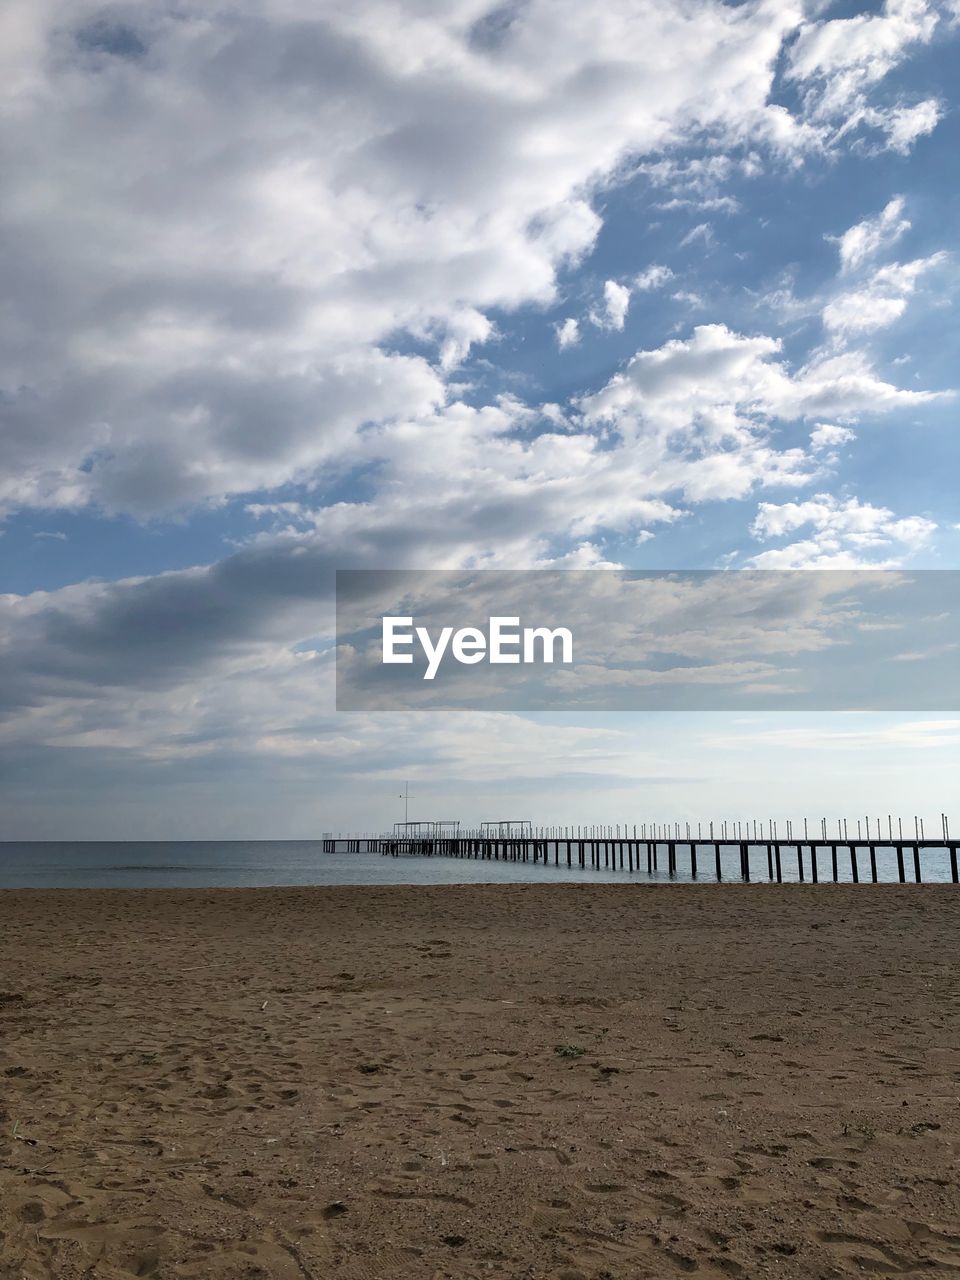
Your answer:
(323, 816), (959, 884)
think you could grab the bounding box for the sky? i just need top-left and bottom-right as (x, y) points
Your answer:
(1, 0), (958, 839)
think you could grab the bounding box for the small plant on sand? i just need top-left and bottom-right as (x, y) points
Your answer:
(554, 1044), (586, 1060)
(842, 1121), (876, 1140)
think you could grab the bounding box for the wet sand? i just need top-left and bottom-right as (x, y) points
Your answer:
(1, 885), (959, 1279)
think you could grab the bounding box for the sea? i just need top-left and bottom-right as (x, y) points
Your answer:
(0, 840), (952, 888)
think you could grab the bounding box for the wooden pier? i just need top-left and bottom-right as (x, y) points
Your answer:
(323, 817), (959, 884)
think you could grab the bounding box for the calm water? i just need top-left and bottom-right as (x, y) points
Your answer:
(0, 840), (953, 888)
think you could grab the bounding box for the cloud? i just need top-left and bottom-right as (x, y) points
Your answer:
(822, 292), (908, 337)
(580, 270), (671, 335)
(679, 222), (714, 249)
(891, 641), (959, 662)
(637, 155), (742, 206)
(749, 493), (936, 567)
(822, 253), (947, 337)
(554, 317), (580, 350)
(580, 323), (942, 439)
(810, 422), (855, 451)
(423, 307), (498, 370)
(633, 264), (675, 291)
(755, 215), (949, 348)
(2, 0), (944, 522)
(875, 97), (942, 152)
(749, 200), (953, 354)
(1, 548), (937, 747)
(1, 542), (954, 834)
(590, 280), (631, 331)
(820, 199), (949, 342)
(3, 307), (942, 755)
(702, 717), (960, 753)
(656, 196), (740, 214)
(787, 0), (940, 122)
(570, 321), (944, 509)
(831, 197), (910, 272)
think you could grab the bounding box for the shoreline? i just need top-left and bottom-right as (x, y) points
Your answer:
(2, 885), (959, 1277)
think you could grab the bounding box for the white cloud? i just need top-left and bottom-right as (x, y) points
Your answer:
(749, 493), (936, 567)
(822, 291), (908, 336)
(679, 222), (714, 249)
(554, 317), (580, 350)
(810, 422), (855, 451)
(638, 155), (742, 205)
(573, 322), (948, 509)
(581, 323), (942, 439)
(875, 97), (942, 152)
(428, 307), (498, 370)
(822, 253), (947, 338)
(590, 280), (631, 331)
(787, 0), (940, 123)
(656, 195), (740, 214)
(634, 264), (675, 291)
(831, 197), (910, 272)
(0, 0), (836, 521)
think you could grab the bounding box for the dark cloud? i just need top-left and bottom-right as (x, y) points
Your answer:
(75, 17), (148, 61)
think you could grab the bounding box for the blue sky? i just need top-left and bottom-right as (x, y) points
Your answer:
(1, 0), (958, 836)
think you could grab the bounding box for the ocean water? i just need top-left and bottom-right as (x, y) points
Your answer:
(0, 840), (953, 889)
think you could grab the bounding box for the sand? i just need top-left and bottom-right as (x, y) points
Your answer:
(1, 884), (959, 1280)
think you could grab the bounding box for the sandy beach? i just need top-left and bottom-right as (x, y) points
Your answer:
(1, 885), (959, 1279)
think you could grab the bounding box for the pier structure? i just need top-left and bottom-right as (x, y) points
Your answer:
(322, 815), (959, 884)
